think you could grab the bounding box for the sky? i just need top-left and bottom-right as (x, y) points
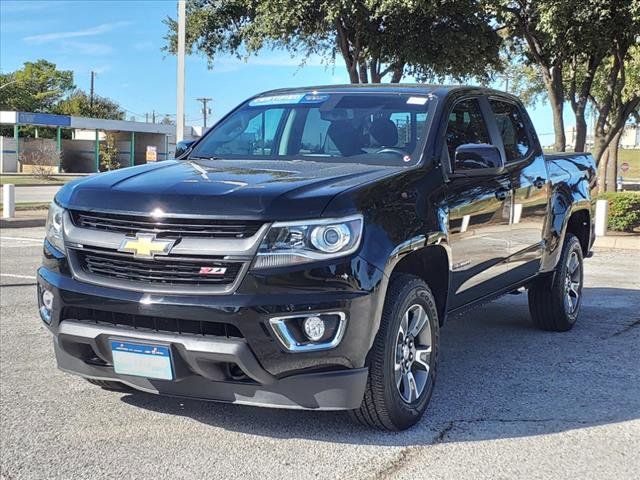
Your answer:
(0, 0), (575, 145)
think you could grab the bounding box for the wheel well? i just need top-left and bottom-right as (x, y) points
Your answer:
(566, 209), (590, 255)
(392, 246), (450, 324)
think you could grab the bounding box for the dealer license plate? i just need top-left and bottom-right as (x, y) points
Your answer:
(110, 340), (173, 380)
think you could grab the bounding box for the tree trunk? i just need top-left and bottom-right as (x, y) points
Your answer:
(597, 147), (609, 194)
(390, 65), (403, 83)
(573, 105), (588, 152)
(549, 96), (566, 151)
(539, 66), (566, 151)
(605, 130), (622, 192)
(358, 62), (368, 83)
(335, 24), (359, 84)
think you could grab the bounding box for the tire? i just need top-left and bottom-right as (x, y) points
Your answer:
(350, 274), (439, 431)
(528, 233), (584, 332)
(85, 378), (132, 392)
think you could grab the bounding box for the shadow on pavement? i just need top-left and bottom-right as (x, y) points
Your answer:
(120, 286), (640, 446)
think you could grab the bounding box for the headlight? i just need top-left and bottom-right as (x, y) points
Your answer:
(253, 214), (363, 269)
(45, 201), (66, 254)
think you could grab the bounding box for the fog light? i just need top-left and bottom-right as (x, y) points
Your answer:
(39, 288), (54, 324)
(303, 316), (325, 341)
(42, 290), (54, 310)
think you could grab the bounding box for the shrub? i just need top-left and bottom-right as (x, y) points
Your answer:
(19, 142), (60, 179)
(597, 192), (640, 232)
(99, 133), (120, 172)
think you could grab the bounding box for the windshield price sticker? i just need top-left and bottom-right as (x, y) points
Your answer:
(249, 93), (305, 106)
(249, 92), (330, 107)
(406, 96), (429, 105)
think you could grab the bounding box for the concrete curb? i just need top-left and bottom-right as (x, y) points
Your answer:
(594, 235), (640, 250)
(0, 217), (46, 228)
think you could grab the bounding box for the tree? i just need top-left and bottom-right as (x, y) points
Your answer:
(492, 0), (639, 153)
(164, 0), (502, 84)
(0, 59), (74, 112)
(99, 133), (120, 171)
(590, 46), (640, 192)
(54, 89), (125, 120)
(160, 115), (175, 125)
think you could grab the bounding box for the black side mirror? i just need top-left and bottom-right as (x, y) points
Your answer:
(175, 140), (195, 159)
(454, 144), (504, 172)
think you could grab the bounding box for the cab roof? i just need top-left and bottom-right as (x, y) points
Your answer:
(258, 84), (512, 100)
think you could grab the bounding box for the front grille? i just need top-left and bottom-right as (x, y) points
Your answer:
(62, 307), (244, 338)
(73, 247), (243, 286)
(70, 210), (263, 239)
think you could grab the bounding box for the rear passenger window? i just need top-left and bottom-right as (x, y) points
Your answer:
(445, 99), (491, 163)
(489, 99), (531, 161)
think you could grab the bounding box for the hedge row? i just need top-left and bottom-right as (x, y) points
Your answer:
(597, 192), (640, 233)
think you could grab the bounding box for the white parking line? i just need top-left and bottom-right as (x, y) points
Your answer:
(0, 273), (37, 280)
(1, 236), (42, 243)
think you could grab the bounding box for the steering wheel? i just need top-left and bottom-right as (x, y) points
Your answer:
(376, 147), (408, 159)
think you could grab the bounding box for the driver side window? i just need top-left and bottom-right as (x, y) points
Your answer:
(446, 99), (491, 170)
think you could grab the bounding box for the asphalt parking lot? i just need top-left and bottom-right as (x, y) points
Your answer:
(1, 227), (639, 480)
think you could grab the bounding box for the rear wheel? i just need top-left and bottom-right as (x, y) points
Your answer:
(528, 233), (584, 331)
(350, 274), (439, 431)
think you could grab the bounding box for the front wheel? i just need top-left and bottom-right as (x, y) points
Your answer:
(350, 274), (439, 431)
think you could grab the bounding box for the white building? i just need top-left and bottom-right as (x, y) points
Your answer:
(0, 111), (200, 174)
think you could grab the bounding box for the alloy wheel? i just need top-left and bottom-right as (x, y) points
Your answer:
(394, 304), (432, 403)
(564, 250), (582, 315)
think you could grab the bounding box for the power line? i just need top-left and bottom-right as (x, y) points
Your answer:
(195, 97), (212, 128)
(89, 71), (96, 114)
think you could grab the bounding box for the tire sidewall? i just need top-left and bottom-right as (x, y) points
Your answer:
(382, 280), (439, 429)
(555, 235), (584, 324)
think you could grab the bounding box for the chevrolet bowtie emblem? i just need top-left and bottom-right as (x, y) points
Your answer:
(118, 233), (175, 259)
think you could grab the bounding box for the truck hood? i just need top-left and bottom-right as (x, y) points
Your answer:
(56, 159), (403, 219)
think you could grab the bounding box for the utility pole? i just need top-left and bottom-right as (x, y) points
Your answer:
(152, 110), (156, 124)
(176, 0), (186, 142)
(90, 71), (96, 114)
(196, 97), (212, 128)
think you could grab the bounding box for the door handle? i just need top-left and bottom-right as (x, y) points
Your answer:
(495, 188), (510, 201)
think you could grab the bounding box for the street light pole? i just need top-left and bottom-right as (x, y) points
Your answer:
(176, 0), (186, 142)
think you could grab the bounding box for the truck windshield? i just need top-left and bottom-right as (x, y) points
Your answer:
(189, 92), (435, 166)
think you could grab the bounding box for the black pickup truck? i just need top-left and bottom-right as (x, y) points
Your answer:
(38, 85), (596, 430)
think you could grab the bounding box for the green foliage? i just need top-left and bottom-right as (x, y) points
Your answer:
(99, 133), (120, 172)
(54, 89), (125, 120)
(164, 0), (502, 83)
(0, 59), (74, 112)
(492, 0), (640, 153)
(597, 192), (640, 232)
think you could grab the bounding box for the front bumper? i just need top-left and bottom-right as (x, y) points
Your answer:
(38, 243), (384, 410)
(54, 321), (367, 409)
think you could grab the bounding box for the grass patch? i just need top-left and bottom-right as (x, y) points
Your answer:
(0, 202), (50, 211)
(0, 175), (82, 186)
(619, 149), (640, 180)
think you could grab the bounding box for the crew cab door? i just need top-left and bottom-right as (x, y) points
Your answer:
(443, 97), (513, 309)
(487, 97), (549, 279)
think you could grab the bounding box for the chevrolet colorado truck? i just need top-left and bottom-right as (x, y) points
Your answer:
(38, 85), (596, 431)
